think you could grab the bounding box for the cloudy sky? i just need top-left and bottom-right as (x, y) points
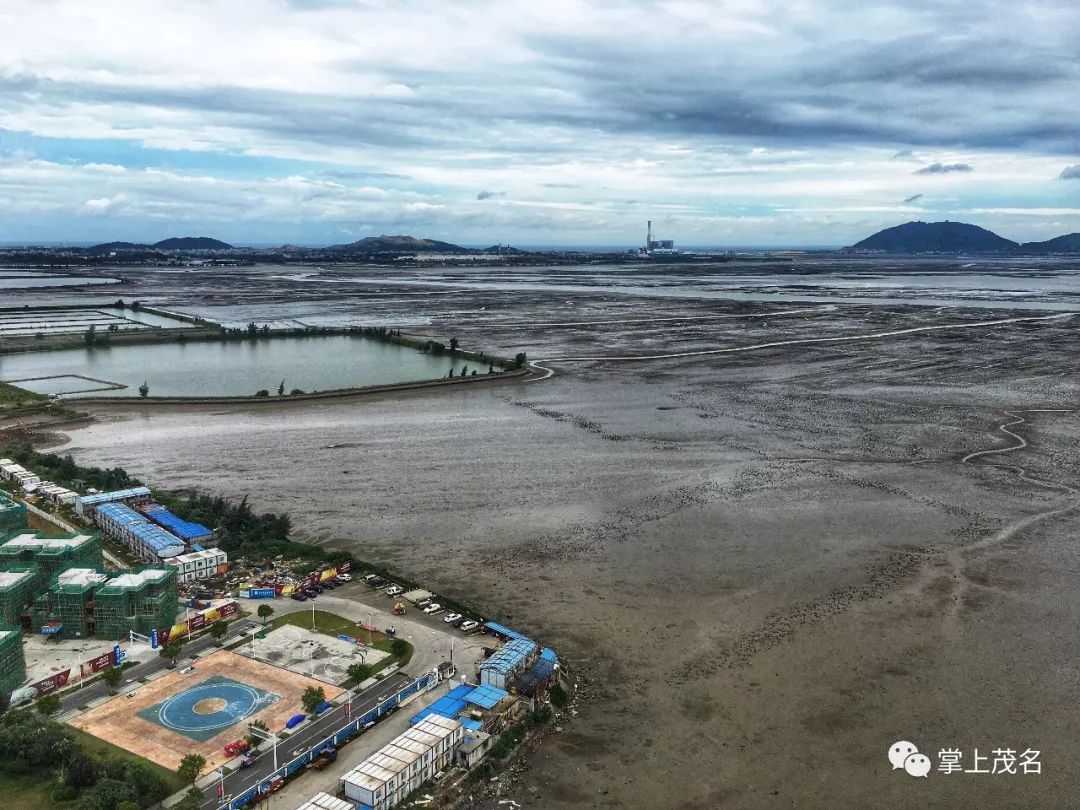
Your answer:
(1, 0), (1078, 247)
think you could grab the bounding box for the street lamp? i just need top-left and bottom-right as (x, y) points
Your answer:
(247, 723), (279, 802)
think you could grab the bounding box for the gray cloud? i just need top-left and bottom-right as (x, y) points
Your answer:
(903, 193), (923, 203)
(914, 162), (973, 175)
(476, 190), (505, 200)
(1060, 164), (1080, 179)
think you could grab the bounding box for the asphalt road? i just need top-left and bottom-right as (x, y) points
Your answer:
(204, 670), (414, 810)
(56, 618), (265, 713)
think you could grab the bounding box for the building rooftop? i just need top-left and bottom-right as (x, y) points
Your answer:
(104, 569), (171, 589)
(95, 503), (185, 557)
(479, 637), (538, 675)
(57, 568), (108, 588)
(1, 533), (94, 551)
(76, 486), (152, 507)
(0, 569), (33, 588)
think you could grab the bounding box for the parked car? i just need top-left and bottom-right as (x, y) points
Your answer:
(311, 584), (325, 593)
(337, 573), (352, 582)
(443, 612), (462, 624)
(303, 588), (318, 598)
(369, 577), (387, 588)
(416, 598), (432, 609)
(458, 620), (480, 632)
(423, 603), (442, 615)
(386, 585), (404, 597)
(322, 580), (338, 589)
(291, 592), (308, 601)
(362, 574), (379, 585)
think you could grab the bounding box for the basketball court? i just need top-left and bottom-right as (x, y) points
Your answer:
(69, 649), (343, 771)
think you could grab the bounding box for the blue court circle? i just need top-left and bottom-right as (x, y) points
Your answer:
(158, 681), (264, 733)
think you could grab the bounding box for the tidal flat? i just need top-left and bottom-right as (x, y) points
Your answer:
(41, 258), (1080, 808)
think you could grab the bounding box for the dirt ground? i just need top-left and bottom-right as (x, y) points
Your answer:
(69, 650), (342, 772)
(31, 259), (1080, 808)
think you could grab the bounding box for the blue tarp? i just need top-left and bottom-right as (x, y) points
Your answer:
(465, 684), (508, 709)
(285, 713), (305, 729)
(540, 647), (559, 664)
(142, 506), (213, 542)
(460, 718), (484, 731)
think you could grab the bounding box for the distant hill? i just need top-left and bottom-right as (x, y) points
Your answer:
(325, 234), (470, 254)
(848, 221), (1018, 253)
(1018, 233), (1080, 254)
(153, 236), (233, 251)
(87, 241), (146, 254)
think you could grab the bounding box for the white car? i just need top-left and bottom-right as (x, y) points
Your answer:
(337, 573), (352, 582)
(423, 603), (442, 614)
(386, 585), (404, 596)
(458, 620), (480, 632)
(443, 612), (462, 624)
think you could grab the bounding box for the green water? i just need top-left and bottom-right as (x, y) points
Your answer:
(0, 335), (487, 397)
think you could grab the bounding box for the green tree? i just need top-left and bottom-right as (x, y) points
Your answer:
(36, 692), (60, 716)
(124, 760), (168, 804)
(301, 685), (326, 715)
(177, 752), (206, 785)
(245, 718), (269, 748)
(209, 619), (228, 643)
(116, 802), (139, 810)
(390, 638), (409, 658)
(174, 786), (206, 810)
(450, 337), (459, 352)
(254, 389), (270, 397)
(277, 379), (285, 396)
(257, 604), (274, 623)
(289, 388), (306, 395)
(515, 351), (527, 368)
(78, 777), (138, 810)
(62, 750), (98, 789)
(346, 662), (372, 684)
(159, 639), (183, 665)
(461, 364), (468, 376)
(138, 381), (149, 398)
(101, 666), (123, 689)
(84, 324), (97, 346)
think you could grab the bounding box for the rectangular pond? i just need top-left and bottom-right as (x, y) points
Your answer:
(0, 335), (485, 398)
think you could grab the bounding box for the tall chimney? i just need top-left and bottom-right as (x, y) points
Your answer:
(647, 220), (652, 251)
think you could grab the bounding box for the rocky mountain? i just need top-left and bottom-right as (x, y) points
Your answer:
(847, 221), (1018, 253)
(325, 234), (470, 253)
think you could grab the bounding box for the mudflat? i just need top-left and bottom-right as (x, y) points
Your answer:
(54, 261), (1080, 808)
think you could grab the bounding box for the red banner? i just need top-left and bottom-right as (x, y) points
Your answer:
(188, 614), (206, 632)
(219, 601), (238, 618)
(31, 668), (71, 697)
(80, 652), (113, 678)
(338, 561), (352, 573)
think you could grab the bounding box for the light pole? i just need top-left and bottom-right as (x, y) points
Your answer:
(250, 628), (257, 659)
(246, 721), (276, 781)
(311, 598), (316, 631)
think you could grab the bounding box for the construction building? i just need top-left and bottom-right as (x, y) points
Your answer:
(296, 794), (354, 810)
(163, 547), (228, 582)
(0, 622), (27, 693)
(31, 567), (110, 638)
(341, 715), (464, 810)
(0, 532), (101, 584)
(74, 486), (152, 519)
(0, 565), (40, 627)
(91, 502), (185, 561)
(0, 490), (27, 539)
(92, 567), (178, 639)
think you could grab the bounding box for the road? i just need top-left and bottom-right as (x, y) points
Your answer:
(202, 671), (414, 810)
(56, 617), (265, 713)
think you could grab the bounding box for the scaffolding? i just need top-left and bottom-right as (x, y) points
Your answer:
(0, 564), (39, 627)
(0, 491), (27, 540)
(93, 566), (179, 641)
(0, 532), (102, 584)
(0, 622), (26, 693)
(30, 567), (109, 639)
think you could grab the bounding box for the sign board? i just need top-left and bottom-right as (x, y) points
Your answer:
(80, 652), (112, 678)
(112, 644), (127, 666)
(30, 668), (71, 696)
(247, 587), (276, 599)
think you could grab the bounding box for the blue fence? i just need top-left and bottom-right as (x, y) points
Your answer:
(217, 672), (434, 810)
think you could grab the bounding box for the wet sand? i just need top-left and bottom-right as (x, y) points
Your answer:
(50, 265), (1080, 808)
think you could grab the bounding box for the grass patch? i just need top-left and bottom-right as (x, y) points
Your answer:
(66, 725), (187, 794)
(0, 380), (44, 413)
(0, 771), (71, 810)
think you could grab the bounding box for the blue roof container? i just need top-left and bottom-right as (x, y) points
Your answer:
(141, 505), (213, 542)
(465, 684), (509, 709)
